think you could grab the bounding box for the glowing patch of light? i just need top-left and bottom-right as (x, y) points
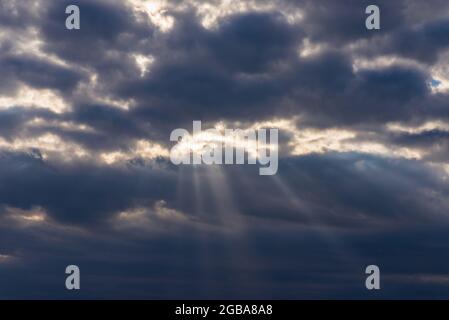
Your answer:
(289, 127), (424, 159)
(0, 254), (12, 263)
(101, 140), (170, 164)
(118, 207), (147, 221)
(21, 214), (46, 222)
(352, 55), (424, 73)
(134, 54), (155, 77)
(172, 121), (278, 161)
(28, 118), (96, 133)
(117, 200), (187, 226)
(289, 128), (356, 155)
(0, 133), (89, 161)
(0, 85), (69, 113)
(6, 206), (47, 224)
(387, 121), (449, 134)
(299, 38), (325, 58)
(192, 0), (303, 29)
(128, 0), (174, 32)
(127, 0), (303, 30)
(430, 53), (449, 93)
(248, 118), (424, 160)
(154, 200), (187, 221)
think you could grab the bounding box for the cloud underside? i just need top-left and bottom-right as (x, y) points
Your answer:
(0, 0), (449, 298)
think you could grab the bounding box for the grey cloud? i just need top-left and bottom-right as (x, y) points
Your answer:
(0, 55), (85, 93)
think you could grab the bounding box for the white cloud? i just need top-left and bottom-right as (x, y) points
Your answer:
(0, 85), (70, 113)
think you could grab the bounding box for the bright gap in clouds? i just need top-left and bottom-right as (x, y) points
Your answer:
(6, 206), (47, 224)
(128, 0), (174, 31)
(0, 85), (69, 113)
(0, 117), (441, 166)
(133, 54), (155, 77)
(127, 0), (303, 30)
(0, 254), (12, 263)
(430, 51), (449, 93)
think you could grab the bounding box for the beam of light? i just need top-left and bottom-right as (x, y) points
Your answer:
(204, 165), (243, 228)
(271, 164), (361, 265)
(190, 165), (218, 295)
(173, 163), (259, 295)
(192, 166), (206, 217)
(202, 165), (262, 295)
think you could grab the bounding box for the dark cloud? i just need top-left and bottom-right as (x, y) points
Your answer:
(0, 150), (446, 231)
(63, 103), (149, 151)
(0, 151), (176, 225)
(0, 55), (84, 93)
(281, 53), (431, 126)
(117, 11), (301, 127)
(300, 0), (406, 44)
(389, 129), (449, 162)
(40, 0), (154, 64)
(0, 107), (56, 139)
(229, 153), (449, 228)
(0, 0), (40, 28)
(207, 12), (301, 73)
(373, 18), (449, 64)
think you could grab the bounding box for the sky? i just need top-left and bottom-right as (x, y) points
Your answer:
(0, 0), (449, 299)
